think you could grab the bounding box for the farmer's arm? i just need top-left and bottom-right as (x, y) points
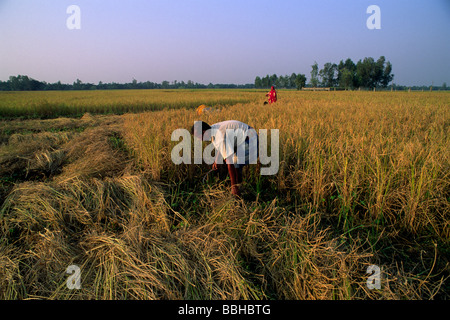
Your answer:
(213, 152), (232, 170)
(212, 150), (223, 170)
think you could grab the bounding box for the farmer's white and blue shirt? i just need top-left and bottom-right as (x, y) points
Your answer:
(207, 120), (259, 168)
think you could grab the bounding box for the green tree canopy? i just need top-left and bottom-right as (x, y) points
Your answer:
(310, 61), (319, 88)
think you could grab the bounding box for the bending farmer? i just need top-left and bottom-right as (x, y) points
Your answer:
(191, 120), (259, 196)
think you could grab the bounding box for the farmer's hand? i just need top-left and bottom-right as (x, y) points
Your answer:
(212, 161), (218, 171)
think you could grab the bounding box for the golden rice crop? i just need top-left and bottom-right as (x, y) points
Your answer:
(124, 91), (449, 236)
(0, 90), (449, 300)
(0, 89), (257, 119)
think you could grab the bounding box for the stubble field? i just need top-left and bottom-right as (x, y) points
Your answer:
(0, 89), (448, 299)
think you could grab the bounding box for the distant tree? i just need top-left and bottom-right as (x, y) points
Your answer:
(289, 73), (297, 88)
(269, 74), (278, 87)
(53, 80), (63, 90)
(254, 76), (262, 88)
(73, 78), (83, 90)
(9, 76), (21, 90)
(373, 56), (386, 86)
(278, 75), (287, 88)
(356, 56), (394, 89)
(340, 70), (354, 90)
(294, 74), (306, 90)
(381, 60), (394, 88)
(0, 80), (9, 91)
(161, 80), (170, 89)
(30, 78), (44, 90)
(310, 61), (319, 88)
(318, 65), (326, 87)
(319, 62), (338, 87)
(142, 81), (155, 89)
(356, 57), (375, 88)
(337, 58), (357, 89)
(8, 75), (44, 91)
(261, 75), (270, 88)
(443, 82), (447, 90)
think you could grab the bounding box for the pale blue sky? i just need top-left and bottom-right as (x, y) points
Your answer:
(0, 0), (449, 86)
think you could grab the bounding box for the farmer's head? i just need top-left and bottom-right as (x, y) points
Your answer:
(271, 86), (275, 90)
(191, 121), (211, 140)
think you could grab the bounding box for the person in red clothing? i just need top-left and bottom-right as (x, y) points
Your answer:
(265, 86), (277, 104)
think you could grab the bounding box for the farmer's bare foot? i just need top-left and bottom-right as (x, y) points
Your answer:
(231, 186), (241, 197)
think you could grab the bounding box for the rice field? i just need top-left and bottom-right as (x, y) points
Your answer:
(0, 89), (449, 300)
(0, 89), (257, 119)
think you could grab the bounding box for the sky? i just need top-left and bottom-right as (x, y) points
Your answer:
(0, 0), (449, 86)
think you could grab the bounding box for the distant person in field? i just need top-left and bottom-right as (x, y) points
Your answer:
(266, 86), (277, 104)
(191, 120), (258, 197)
(196, 104), (211, 115)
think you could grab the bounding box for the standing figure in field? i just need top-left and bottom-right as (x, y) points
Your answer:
(191, 120), (259, 197)
(266, 86), (277, 104)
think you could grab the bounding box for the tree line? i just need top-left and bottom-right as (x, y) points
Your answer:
(254, 73), (307, 90)
(1, 57), (447, 91)
(313, 56), (394, 89)
(255, 56), (395, 90)
(0, 76), (254, 91)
